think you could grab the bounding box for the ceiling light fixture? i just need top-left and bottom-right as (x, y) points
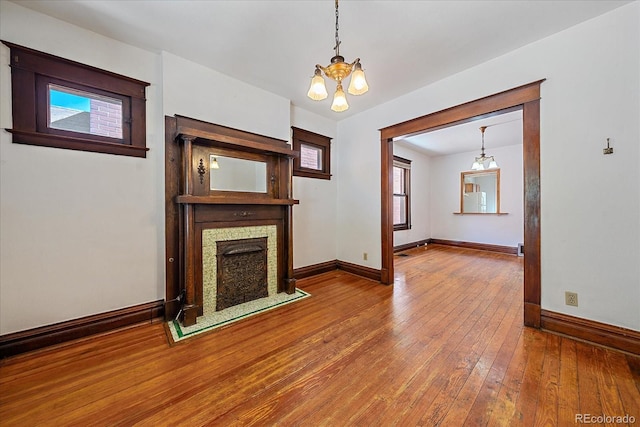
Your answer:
(307, 0), (368, 112)
(471, 126), (499, 170)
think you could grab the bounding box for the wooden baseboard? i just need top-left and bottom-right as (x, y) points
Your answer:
(293, 260), (338, 280)
(541, 309), (640, 355)
(294, 259), (382, 283)
(0, 300), (164, 358)
(394, 238), (430, 253)
(429, 238), (518, 255)
(337, 260), (382, 282)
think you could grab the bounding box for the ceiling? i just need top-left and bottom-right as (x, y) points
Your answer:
(10, 0), (631, 121)
(396, 110), (523, 157)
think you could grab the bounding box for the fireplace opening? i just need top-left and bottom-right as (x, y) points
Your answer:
(215, 237), (268, 311)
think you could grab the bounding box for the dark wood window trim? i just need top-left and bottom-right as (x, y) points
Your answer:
(291, 127), (332, 180)
(2, 41), (149, 158)
(393, 155), (411, 231)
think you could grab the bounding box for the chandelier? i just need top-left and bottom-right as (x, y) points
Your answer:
(307, 0), (369, 112)
(471, 126), (499, 170)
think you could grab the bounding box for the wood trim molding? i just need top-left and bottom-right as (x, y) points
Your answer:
(380, 80), (544, 327)
(336, 260), (382, 282)
(541, 310), (640, 355)
(294, 259), (382, 282)
(294, 260), (339, 280)
(0, 300), (164, 358)
(429, 239), (518, 255)
(394, 239), (430, 253)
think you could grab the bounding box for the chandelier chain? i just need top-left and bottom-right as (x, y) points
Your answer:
(334, 0), (341, 56)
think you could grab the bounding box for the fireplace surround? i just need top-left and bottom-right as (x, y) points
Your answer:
(165, 115), (299, 326)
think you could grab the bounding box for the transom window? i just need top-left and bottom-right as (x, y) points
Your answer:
(3, 41), (149, 158)
(292, 127), (332, 180)
(48, 84), (123, 139)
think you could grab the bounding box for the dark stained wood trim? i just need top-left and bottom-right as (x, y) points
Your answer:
(336, 260), (382, 282)
(291, 127), (332, 180)
(381, 136), (394, 284)
(3, 41), (149, 158)
(541, 310), (640, 355)
(293, 260), (339, 280)
(394, 239), (430, 253)
(2, 40), (149, 96)
(524, 303), (541, 329)
(175, 196), (299, 205)
(175, 115), (295, 157)
(293, 259), (382, 282)
(380, 80), (544, 326)
(7, 129), (149, 158)
(164, 116), (181, 321)
(0, 300), (164, 358)
(429, 239), (518, 255)
(380, 82), (544, 140)
(522, 99), (542, 326)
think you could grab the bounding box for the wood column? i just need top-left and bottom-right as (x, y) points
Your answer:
(181, 135), (198, 326)
(523, 99), (541, 327)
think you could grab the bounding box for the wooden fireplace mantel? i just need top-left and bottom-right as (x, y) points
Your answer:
(165, 115), (299, 327)
(175, 195), (299, 205)
(175, 114), (297, 157)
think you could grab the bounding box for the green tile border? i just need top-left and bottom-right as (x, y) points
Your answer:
(168, 289), (310, 342)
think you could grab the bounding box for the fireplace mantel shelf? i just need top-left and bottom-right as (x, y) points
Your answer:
(176, 195), (299, 205)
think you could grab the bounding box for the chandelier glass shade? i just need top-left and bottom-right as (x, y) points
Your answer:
(307, 0), (369, 112)
(471, 126), (499, 170)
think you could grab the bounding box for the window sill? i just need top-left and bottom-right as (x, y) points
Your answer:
(7, 129), (148, 158)
(293, 169), (332, 180)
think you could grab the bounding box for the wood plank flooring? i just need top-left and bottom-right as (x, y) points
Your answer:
(1, 244), (638, 426)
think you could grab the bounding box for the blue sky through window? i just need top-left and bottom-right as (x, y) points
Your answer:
(50, 89), (90, 112)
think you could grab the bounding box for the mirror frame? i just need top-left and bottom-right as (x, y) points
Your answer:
(460, 169), (501, 214)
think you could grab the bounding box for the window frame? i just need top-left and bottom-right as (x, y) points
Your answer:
(393, 155), (411, 231)
(291, 127), (332, 180)
(3, 41), (149, 158)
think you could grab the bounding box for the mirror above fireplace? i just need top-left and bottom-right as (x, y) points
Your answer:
(209, 155), (267, 193)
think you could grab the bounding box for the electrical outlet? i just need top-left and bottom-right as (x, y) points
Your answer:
(565, 291), (578, 307)
(363, 252), (368, 261)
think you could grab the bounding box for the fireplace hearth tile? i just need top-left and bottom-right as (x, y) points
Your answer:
(167, 288), (310, 343)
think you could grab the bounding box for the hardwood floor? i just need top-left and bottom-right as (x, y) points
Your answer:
(1, 245), (638, 426)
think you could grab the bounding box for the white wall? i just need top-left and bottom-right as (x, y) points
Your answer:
(430, 144), (524, 246)
(393, 143), (431, 248)
(0, 1), (164, 334)
(290, 107), (338, 268)
(162, 51), (290, 142)
(337, 2), (639, 330)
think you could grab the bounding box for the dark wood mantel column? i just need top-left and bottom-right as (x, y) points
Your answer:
(180, 135), (199, 326)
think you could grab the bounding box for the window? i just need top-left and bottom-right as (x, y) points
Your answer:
(48, 84), (123, 139)
(3, 41), (149, 158)
(292, 127), (331, 179)
(393, 156), (411, 230)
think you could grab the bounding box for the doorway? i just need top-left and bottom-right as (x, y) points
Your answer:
(380, 80), (544, 327)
